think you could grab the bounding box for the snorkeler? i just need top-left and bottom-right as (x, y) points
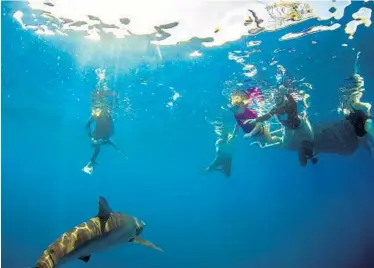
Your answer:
(204, 130), (234, 178)
(246, 86), (316, 167)
(229, 87), (283, 146)
(275, 64), (295, 90)
(83, 90), (123, 175)
(342, 52), (374, 141)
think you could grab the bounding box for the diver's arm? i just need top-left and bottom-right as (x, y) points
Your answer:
(86, 116), (95, 137)
(285, 93), (296, 105)
(232, 123), (240, 136)
(302, 93), (311, 109)
(255, 111), (274, 123)
(228, 123), (240, 141)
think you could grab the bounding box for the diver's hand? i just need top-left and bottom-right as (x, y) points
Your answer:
(243, 133), (251, 140)
(227, 134), (234, 142)
(243, 119), (256, 125)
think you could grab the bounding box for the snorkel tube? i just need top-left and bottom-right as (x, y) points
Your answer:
(344, 51), (365, 90)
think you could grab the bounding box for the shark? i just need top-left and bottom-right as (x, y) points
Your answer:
(34, 196), (162, 268)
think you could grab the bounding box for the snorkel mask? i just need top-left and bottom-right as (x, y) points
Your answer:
(345, 74), (365, 89)
(353, 74), (364, 88)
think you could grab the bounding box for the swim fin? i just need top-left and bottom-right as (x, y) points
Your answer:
(82, 162), (94, 175)
(298, 148), (308, 167)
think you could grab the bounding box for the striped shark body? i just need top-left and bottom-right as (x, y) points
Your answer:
(35, 197), (162, 268)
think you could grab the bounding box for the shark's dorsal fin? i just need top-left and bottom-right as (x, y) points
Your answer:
(97, 196), (113, 218)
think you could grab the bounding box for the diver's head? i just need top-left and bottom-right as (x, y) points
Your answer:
(276, 65), (286, 75)
(274, 89), (286, 106)
(275, 85), (288, 104)
(92, 108), (102, 117)
(134, 217), (146, 236)
(283, 78), (293, 88)
(230, 92), (248, 112)
(92, 107), (110, 117)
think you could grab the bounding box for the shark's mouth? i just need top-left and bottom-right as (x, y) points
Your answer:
(134, 218), (145, 235)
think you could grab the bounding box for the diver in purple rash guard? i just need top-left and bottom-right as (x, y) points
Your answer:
(229, 87), (282, 144)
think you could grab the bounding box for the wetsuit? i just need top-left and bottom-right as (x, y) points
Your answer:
(346, 104), (372, 137)
(256, 93), (301, 129)
(86, 114), (117, 166)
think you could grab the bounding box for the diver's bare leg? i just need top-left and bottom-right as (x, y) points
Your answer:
(263, 126), (282, 144)
(244, 123), (263, 139)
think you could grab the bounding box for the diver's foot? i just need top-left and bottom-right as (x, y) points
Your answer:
(82, 162), (94, 175)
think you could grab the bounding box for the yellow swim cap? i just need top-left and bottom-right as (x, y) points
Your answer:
(231, 94), (249, 106)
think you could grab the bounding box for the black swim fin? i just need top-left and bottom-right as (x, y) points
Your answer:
(298, 148), (308, 167)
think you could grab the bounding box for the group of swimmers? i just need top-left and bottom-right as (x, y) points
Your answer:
(81, 52), (373, 177)
(205, 52), (374, 177)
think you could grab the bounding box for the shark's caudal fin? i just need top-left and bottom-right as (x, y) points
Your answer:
(97, 196), (113, 218)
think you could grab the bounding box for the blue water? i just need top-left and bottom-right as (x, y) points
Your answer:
(2, 2), (374, 268)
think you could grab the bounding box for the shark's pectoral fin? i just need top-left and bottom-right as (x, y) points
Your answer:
(78, 255), (91, 263)
(97, 196), (113, 218)
(131, 236), (163, 252)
